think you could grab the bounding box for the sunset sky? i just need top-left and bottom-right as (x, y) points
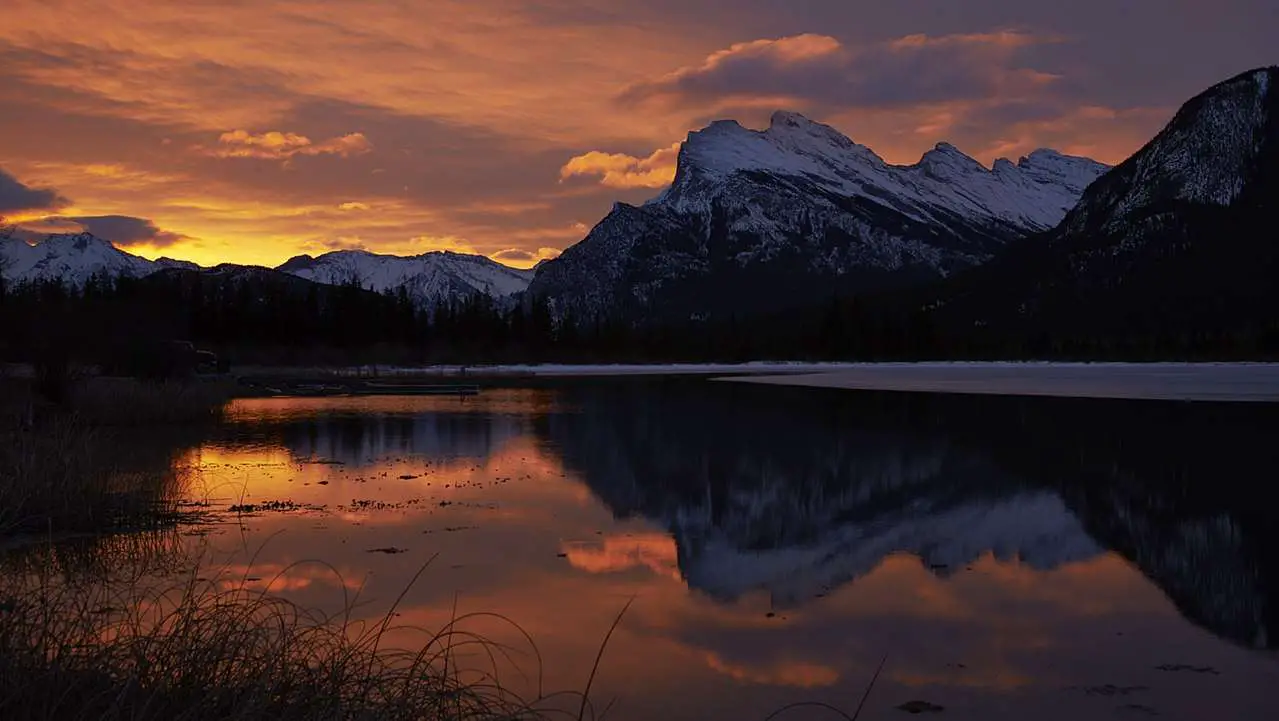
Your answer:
(0, 0), (1273, 269)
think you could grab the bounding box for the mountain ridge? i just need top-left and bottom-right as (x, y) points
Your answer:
(929, 66), (1279, 346)
(0, 232), (536, 307)
(530, 111), (1108, 322)
(278, 248), (534, 307)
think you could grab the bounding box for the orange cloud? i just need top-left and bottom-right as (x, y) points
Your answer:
(208, 130), (373, 160)
(408, 235), (478, 254)
(491, 246), (561, 268)
(562, 533), (683, 580)
(217, 562), (365, 593)
(703, 652), (841, 688)
(560, 142), (681, 189)
(888, 30), (1053, 50)
(688, 33), (843, 73)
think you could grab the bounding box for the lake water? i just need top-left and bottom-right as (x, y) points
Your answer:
(135, 380), (1279, 718)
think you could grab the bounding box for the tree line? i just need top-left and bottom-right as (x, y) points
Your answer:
(2, 267), (1277, 372)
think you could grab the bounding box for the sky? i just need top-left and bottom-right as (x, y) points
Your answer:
(0, 0), (1274, 269)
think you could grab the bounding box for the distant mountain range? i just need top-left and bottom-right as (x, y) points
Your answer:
(277, 250), (534, 308)
(1, 111), (1107, 316)
(0, 234), (534, 308)
(5, 66), (1276, 346)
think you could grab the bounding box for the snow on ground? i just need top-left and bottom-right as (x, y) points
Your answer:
(719, 363), (1279, 402)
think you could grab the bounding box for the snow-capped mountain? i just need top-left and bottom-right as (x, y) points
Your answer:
(277, 250), (535, 307)
(657, 112), (1105, 230)
(0, 232), (196, 286)
(529, 111), (1108, 322)
(935, 66), (1279, 340)
(1, 232), (535, 306)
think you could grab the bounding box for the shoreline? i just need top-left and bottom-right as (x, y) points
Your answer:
(715, 364), (1279, 402)
(231, 359), (1279, 380)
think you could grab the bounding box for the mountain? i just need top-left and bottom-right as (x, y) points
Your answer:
(528, 111), (1108, 322)
(277, 250), (535, 307)
(934, 67), (1279, 345)
(0, 232), (535, 307)
(0, 232), (195, 286)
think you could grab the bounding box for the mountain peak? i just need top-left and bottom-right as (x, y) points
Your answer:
(698, 118), (747, 136)
(1, 231), (156, 285)
(764, 110), (862, 151)
(953, 67), (1279, 346)
(44, 231), (108, 250)
(767, 110), (821, 130)
(918, 142), (985, 175)
(1067, 65), (1276, 218)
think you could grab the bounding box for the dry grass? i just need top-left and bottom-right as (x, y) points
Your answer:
(0, 374), (229, 536)
(0, 417), (198, 536)
(69, 376), (238, 426)
(0, 559), (595, 721)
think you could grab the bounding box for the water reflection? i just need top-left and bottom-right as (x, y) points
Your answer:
(543, 381), (1279, 651)
(38, 381), (1279, 721)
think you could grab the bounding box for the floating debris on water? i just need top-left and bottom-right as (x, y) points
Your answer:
(1155, 664), (1220, 675)
(897, 701), (945, 714)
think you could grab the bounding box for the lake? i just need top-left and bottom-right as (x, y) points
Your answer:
(100, 380), (1279, 719)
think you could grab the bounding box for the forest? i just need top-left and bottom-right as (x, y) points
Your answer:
(4, 264), (1278, 371)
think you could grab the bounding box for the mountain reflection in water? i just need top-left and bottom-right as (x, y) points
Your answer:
(539, 381), (1279, 650)
(152, 381), (1279, 721)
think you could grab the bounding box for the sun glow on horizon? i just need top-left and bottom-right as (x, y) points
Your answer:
(1, 1), (1257, 269)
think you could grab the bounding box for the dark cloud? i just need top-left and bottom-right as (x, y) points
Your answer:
(319, 238), (368, 251)
(0, 167), (70, 214)
(58, 215), (188, 247)
(13, 214), (183, 247)
(620, 32), (1058, 112)
(617, 0), (1277, 109)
